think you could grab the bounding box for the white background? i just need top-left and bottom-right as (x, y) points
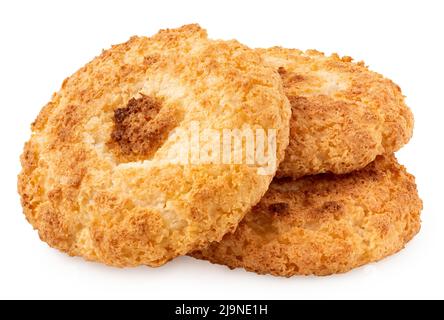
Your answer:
(0, 0), (443, 300)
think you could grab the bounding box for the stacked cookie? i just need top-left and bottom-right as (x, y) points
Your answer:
(18, 24), (422, 276)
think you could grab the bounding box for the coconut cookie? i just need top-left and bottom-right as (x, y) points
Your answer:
(18, 25), (291, 267)
(258, 48), (414, 178)
(192, 155), (422, 276)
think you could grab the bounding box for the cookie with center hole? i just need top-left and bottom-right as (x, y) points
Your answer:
(192, 155), (422, 276)
(18, 24), (291, 267)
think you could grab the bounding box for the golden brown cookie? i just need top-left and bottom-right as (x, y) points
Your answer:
(192, 155), (422, 276)
(258, 48), (414, 178)
(18, 25), (291, 267)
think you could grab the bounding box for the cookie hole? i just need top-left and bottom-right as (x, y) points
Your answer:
(108, 94), (182, 163)
(268, 202), (289, 215)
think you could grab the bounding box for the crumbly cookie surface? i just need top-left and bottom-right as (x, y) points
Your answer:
(259, 48), (414, 178)
(18, 25), (291, 267)
(192, 155), (422, 276)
